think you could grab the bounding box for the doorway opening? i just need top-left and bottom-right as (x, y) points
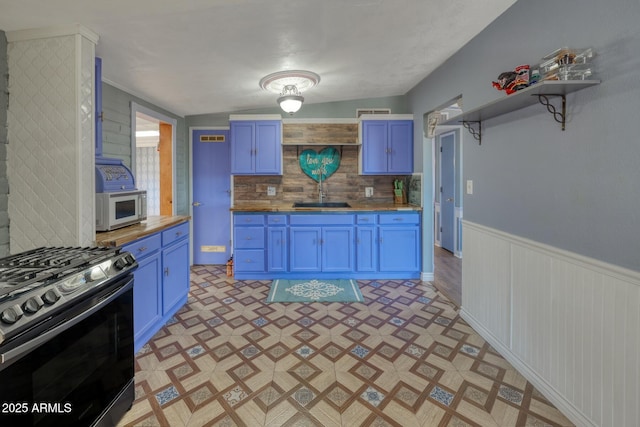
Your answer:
(426, 97), (463, 307)
(131, 102), (177, 216)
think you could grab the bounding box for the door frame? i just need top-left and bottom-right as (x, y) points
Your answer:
(434, 126), (463, 258)
(189, 126), (231, 265)
(131, 102), (177, 216)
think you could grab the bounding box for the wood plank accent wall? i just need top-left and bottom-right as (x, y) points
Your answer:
(233, 145), (408, 206)
(282, 123), (358, 145)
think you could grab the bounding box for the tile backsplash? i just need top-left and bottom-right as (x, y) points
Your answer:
(233, 145), (410, 206)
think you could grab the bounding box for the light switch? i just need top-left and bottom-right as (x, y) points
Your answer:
(466, 180), (473, 195)
(267, 186), (276, 196)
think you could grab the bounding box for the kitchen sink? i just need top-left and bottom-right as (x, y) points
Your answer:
(292, 202), (351, 208)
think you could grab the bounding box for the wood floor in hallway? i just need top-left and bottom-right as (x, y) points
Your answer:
(433, 246), (462, 308)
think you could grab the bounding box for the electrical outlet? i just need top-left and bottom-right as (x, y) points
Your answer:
(267, 186), (276, 196)
(466, 180), (473, 195)
(365, 187), (374, 197)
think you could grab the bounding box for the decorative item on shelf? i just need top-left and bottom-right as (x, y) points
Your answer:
(529, 66), (541, 85)
(259, 70), (321, 115)
(299, 147), (341, 182)
(540, 47), (594, 81)
(492, 64), (530, 94)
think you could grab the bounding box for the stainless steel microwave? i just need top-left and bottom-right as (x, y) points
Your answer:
(96, 190), (147, 231)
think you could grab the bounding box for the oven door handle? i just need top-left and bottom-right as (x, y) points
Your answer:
(1, 279), (132, 365)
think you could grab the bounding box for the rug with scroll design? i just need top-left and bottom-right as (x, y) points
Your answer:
(266, 279), (363, 303)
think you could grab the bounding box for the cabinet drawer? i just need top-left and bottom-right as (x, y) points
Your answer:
(267, 215), (287, 226)
(378, 213), (419, 225)
(123, 233), (161, 260)
(290, 214), (354, 225)
(162, 222), (189, 246)
(234, 249), (265, 272)
(356, 214), (376, 225)
(235, 227), (265, 248)
(234, 214), (265, 226)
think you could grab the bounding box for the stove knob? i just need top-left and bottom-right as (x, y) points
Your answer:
(42, 288), (62, 305)
(114, 258), (127, 270)
(23, 295), (45, 314)
(125, 254), (136, 265)
(1, 305), (24, 324)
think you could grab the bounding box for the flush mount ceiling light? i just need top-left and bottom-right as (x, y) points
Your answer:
(259, 70), (320, 114)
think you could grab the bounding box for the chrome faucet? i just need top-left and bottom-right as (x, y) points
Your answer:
(318, 171), (325, 203)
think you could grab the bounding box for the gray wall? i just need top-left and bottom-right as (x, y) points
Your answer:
(0, 32), (8, 256)
(101, 83), (190, 216)
(408, 0), (640, 271)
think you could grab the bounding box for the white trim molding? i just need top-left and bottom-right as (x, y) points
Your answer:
(461, 220), (640, 427)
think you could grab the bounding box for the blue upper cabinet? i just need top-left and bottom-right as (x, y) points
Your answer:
(230, 117), (282, 175)
(360, 117), (413, 175)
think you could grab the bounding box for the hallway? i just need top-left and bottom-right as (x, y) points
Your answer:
(433, 246), (462, 308)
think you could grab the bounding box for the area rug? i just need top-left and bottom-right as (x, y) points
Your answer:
(266, 279), (363, 303)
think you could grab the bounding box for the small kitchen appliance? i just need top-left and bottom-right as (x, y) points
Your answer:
(95, 157), (147, 231)
(0, 246), (138, 427)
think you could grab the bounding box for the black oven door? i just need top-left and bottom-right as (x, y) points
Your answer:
(0, 276), (134, 427)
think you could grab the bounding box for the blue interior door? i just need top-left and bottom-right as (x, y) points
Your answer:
(192, 129), (231, 264)
(440, 132), (455, 253)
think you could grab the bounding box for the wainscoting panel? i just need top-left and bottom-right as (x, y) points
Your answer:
(461, 221), (640, 427)
(461, 222), (511, 346)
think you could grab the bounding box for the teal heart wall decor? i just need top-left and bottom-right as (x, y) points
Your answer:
(299, 147), (341, 182)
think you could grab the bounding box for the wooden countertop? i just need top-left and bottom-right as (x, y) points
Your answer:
(230, 202), (422, 212)
(95, 215), (190, 247)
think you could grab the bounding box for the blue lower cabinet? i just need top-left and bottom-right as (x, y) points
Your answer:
(322, 227), (354, 272)
(235, 249), (266, 272)
(131, 251), (161, 349)
(290, 227), (322, 272)
(379, 226), (420, 272)
(162, 237), (190, 314)
(356, 226), (377, 272)
(123, 222), (190, 353)
(267, 227), (287, 272)
(232, 211), (420, 279)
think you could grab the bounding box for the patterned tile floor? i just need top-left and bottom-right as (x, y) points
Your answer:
(118, 266), (573, 427)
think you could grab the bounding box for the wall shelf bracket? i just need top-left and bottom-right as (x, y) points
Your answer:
(536, 94), (566, 130)
(461, 121), (482, 145)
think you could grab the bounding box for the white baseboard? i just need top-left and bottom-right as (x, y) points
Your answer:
(460, 308), (596, 427)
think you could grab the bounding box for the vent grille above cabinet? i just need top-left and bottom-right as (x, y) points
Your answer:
(200, 135), (225, 142)
(356, 108), (391, 117)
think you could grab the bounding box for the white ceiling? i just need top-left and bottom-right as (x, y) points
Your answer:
(0, 0), (517, 117)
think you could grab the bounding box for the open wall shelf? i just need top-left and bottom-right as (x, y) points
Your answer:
(441, 80), (600, 144)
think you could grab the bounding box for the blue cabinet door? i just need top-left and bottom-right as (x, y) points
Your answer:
(132, 252), (161, 352)
(290, 227), (322, 272)
(388, 120), (413, 174)
(230, 121), (255, 174)
(162, 238), (190, 315)
(230, 120), (281, 175)
(379, 227), (420, 272)
(267, 227), (287, 272)
(322, 227), (354, 272)
(361, 121), (388, 174)
(361, 120), (413, 174)
(356, 226), (377, 272)
(255, 121), (282, 174)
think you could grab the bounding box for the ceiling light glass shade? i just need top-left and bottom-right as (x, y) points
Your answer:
(277, 85), (304, 114)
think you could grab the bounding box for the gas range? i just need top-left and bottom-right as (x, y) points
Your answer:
(0, 246), (137, 346)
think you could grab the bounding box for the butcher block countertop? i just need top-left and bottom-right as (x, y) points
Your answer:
(95, 215), (190, 247)
(230, 202), (422, 212)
